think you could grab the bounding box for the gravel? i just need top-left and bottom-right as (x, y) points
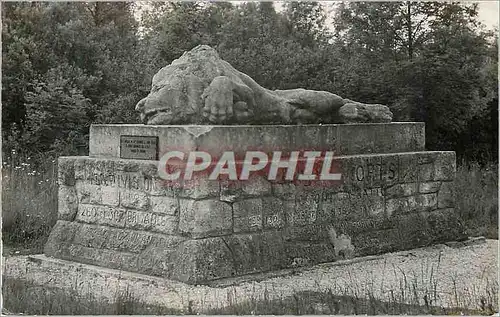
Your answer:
(3, 239), (498, 312)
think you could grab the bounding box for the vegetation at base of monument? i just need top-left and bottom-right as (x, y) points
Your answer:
(2, 152), (58, 251)
(1, 2), (498, 164)
(4, 262), (498, 315)
(455, 162), (498, 239)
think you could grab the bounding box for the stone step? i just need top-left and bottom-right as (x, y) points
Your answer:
(89, 122), (425, 159)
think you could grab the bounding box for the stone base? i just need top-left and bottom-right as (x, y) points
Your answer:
(45, 123), (463, 284)
(89, 123), (425, 158)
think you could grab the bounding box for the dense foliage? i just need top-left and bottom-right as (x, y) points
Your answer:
(2, 2), (498, 163)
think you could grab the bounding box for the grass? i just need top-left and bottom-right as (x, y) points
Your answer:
(1, 155), (498, 314)
(2, 153), (58, 254)
(455, 162), (498, 239)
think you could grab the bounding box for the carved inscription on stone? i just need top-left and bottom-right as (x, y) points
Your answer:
(77, 204), (177, 234)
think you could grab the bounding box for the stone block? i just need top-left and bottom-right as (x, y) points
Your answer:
(322, 189), (384, 221)
(241, 175), (272, 196)
(419, 181), (441, 194)
(332, 217), (392, 236)
(101, 186), (120, 206)
(76, 183), (102, 205)
(434, 152), (456, 181)
(398, 154), (418, 183)
(219, 180), (242, 202)
(351, 229), (401, 256)
(418, 163), (435, 182)
(66, 244), (139, 272)
(233, 198), (263, 233)
(119, 189), (150, 210)
(58, 185), (78, 221)
(385, 183), (417, 198)
(72, 223), (152, 253)
(170, 237), (236, 283)
(262, 197), (285, 230)
(285, 242), (336, 266)
(318, 192), (351, 222)
(289, 197), (320, 226)
(89, 123), (426, 159)
(339, 155), (398, 190)
(272, 183), (297, 199)
(149, 178), (182, 197)
(150, 196), (179, 215)
(283, 224), (329, 242)
(179, 199), (232, 238)
(76, 204), (177, 234)
(44, 220), (78, 257)
(178, 177), (220, 200)
(386, 193), (437, 216)
(58, 157), (76, 186)
(220, 231), (288, 276)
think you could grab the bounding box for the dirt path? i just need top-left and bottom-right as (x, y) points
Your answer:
(3, 239), (498, 313)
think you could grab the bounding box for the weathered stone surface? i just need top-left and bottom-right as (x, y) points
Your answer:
(119, 189), (150, 210)
(58, 185), (78, 221)
(385, 183), (417, 198)
(76, 204), (177, 234)
(150, 196), (179, 215)
(179, 199), (232, 238)
(290, 197), (320, 226)
(76, 184), (102, 205)
(101, 186), (120, 206)
(386, 194), (437, 216)
(89, 123), (426, 159)
(220, 231), (288, 276)
(135, 45), (392, 125)
(170, 237), (235, 283)
(46, 126), (459, 285)
(219, 180), (242, 202)
(272, 183), (297, 199)
(418, 163), (435, 181)
(398, 154), (418, 183)
(233, 198), (263, 233)
(283, 224), (329, 242)
(58, 157), (77, 186)
(241, 176), (272, 196)
(286, 241), (337, 265)
(419, 181), (441, 193)
(45, 221), (186, 278)
(434, 152), (456, 180)
(339, 155), (398, 189)
(178, 177), (220, 199)
(332, 217), (393, 236)
(338, 103), (393, 123)
(262, 197), (286, 230)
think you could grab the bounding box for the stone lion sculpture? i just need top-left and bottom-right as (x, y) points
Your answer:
(136, 45), (392, 125)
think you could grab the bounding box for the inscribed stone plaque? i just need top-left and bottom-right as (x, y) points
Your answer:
(120, 135), (158, 160)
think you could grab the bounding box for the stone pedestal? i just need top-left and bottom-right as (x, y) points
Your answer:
(44, 123), (465, 284)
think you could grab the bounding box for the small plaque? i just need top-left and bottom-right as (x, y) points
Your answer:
(120, 135), (158, 160)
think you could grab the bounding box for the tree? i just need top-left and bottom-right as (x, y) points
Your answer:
(332, 2), (497, 161)
(2, 2), (144, 156)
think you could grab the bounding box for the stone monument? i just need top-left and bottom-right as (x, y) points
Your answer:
(44, 45), (465, 284)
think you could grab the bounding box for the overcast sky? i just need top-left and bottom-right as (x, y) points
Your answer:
(476, 1), (499, 29)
